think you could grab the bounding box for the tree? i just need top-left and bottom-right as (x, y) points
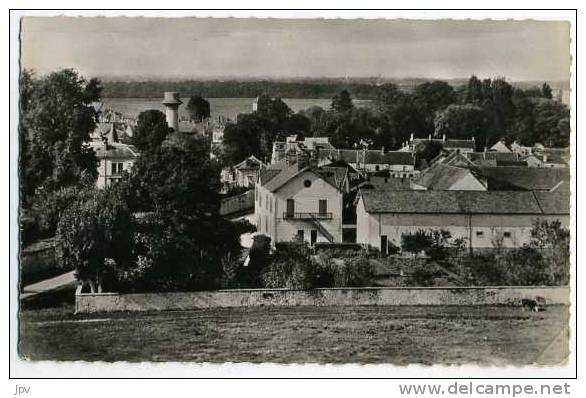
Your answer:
(465, 75), (484, 104)
(330, 89), (354, 114)
(541, 83), (553, 99)
(374, 84), (428, 149)
(414, 140), (444, 168)
(20, 69), (101, 205)
(434, 104), (488, 145)
(529, 220), (570, 285)
(222, 113), (270, 165)
(56, 188), (133, 293)
(414, 81), (457, 130)
(132, 110), (170, 152)
(123, 140), (221, 215)
(186, 95), (211, 122)
(117, 137), (243, 291)
(532, 99), (570, 147)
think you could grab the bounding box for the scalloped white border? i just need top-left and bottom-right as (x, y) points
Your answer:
(7, 7), (577, 381)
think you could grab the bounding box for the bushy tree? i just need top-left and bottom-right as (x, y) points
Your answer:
(186, 95), (211, 122)
(529, 220), (570, 285)
(434, 104), (488, 145)
(414, 81), (457, 130)
(132, 109), (170, 151)
(56, 188), (133, 293)
(29, 185), (94, 239)
(20, 69), (101, 206)
(414, 140), (444, 168)
(330, 89), (354, 114)
(541, 83), (553, 99)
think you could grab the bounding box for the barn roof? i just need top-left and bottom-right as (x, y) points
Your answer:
(414, 164), (482, 190)
(474, 167), (570, 191)
(359, 190), (568, 215)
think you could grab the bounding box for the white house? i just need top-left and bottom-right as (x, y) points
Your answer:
(356, 189), (569, 253)
(336, 149), (418, 178)
(400, 134), (476, 154)
(89, 137), (139, 189)
(255, 162), (344, 245)
(222, 155), (266, 190)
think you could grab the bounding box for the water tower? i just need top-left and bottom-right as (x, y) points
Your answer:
(162, 92), (182, 132)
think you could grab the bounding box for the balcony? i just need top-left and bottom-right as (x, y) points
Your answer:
(283, 212), (333, 220)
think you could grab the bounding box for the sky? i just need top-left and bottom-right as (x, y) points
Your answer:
(20, 17), (571, 82)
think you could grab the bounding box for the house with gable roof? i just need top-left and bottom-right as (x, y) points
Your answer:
(355, 189), (570, 253)
(254, 159), (345, 245)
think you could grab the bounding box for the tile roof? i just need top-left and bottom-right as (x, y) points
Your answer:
(414, 163), (483, 190)
(413, 138), (476, 150)
(468, 152), (519, 162)
(359, 190), (568, 215)
(318, 167), (348, 191)
(533, 191), (570, 214)
(89, 141), (139, 160)
(259, 162), (344, 193)
(336, 149), (415, 165)
(475, 167), (570, 191)
(234, 155), (265, 171)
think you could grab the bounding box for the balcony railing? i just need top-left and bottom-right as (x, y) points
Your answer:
(283, 212), (333, 220)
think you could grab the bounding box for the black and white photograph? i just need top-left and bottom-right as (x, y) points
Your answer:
(9, 9), (576, 381)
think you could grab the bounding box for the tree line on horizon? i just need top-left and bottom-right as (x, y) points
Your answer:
(220, 77), (570, 165)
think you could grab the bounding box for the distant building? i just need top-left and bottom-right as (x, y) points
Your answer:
(356, 189), (569, 253)
(411, 163), (487, 191)
(162, 92), (182, 132)
(222, 155), (266, 190)
(489, 140), (512, 153)
(335, 149), (417, 178)
(88, 124), (139, 189)
(400, 134), (476, 154)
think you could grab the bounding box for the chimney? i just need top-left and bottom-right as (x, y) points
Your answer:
(107, 123), (118, 143)
(442, 134), (446, 142)
(162, 92), (182, 132)
(410, 133), (414, 142)
(428, 134), (432, 140)
(381, 146), (385, 154)
(297, 151), (310, 170)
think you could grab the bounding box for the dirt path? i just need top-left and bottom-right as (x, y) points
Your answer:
(20, 271), (76, 300)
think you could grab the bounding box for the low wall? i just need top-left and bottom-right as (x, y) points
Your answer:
(219, 190), (254, 216)
(75, 285), (570, 314)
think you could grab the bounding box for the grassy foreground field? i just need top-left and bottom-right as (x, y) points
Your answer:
(19, 300), (569, 365)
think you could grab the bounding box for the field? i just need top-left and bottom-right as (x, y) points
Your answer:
(19, 297), (569, 365)
(102, 97), (372, 122)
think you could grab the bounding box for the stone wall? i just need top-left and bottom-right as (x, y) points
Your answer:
(75, 285), (570, 314)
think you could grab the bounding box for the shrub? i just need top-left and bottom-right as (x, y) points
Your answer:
(314, 255), (375, 288)
(406, 262), (444, 287)
(122, 211), (242, 292)
(56, 188), (133, 293)
(261, 240), (315, 289)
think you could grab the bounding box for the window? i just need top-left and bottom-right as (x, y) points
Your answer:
(380, 235), (388, 256)
(269, 197), (272, 213)
(111, 162), (124, 175)
(297, 230), (304, 241)
(259, 193), (262, 207)
(255, 187), (258, 201)
(319, 199), (327, 215)
(476, 231), (484, 238)
(304, 179), (312, 188)
(375, 165), (380, 171)
(286, 199), (295, 218)
(503, 231), (512, 238)
(266, 194), (269, 209)
(311, 230), (318, 245)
